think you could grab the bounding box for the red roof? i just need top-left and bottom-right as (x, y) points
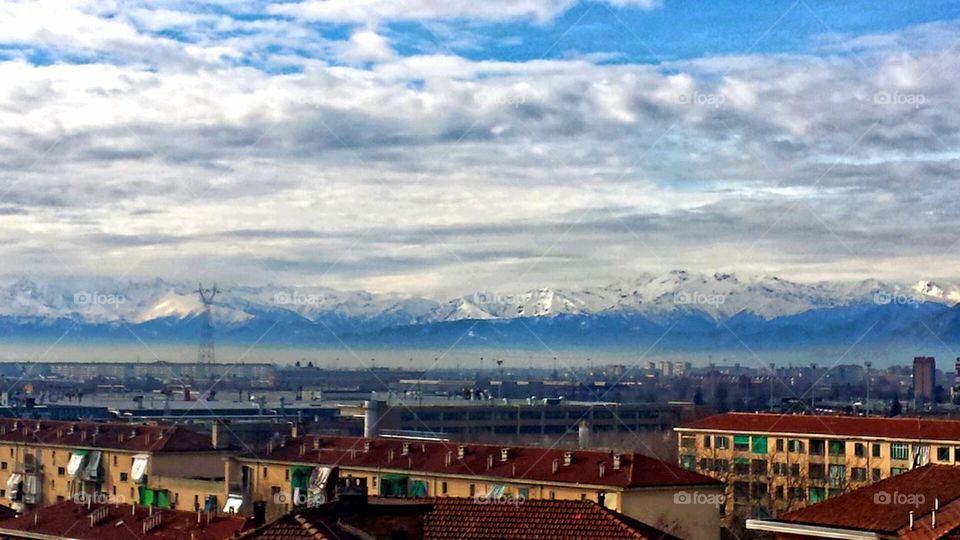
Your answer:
(0, 501), (249, 539)
(240, 498), (677, 540)
(422, 498), (677, 540)
(772, 465), (960, 535)
(678, 412), (960, 441)
(0, 418), (218, 453)
(244, 435), (719, 489)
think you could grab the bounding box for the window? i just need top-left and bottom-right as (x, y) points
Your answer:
(872, 468), (881, 481)
(441, 482), (447, 495)
(789, 487), (804, 500)
(854, 443), (865, 457)
(57, 467), (64, 476)
(263, 467), (267, 478)
(772, 462), (787, 475)
(715, 436), (729, 449)
(828, 488), (843, 498)
(891, 467), (908, 476)
(809, 463), (825, 479)
(775, 486), (784, 500)
(955, 448), (960, 462)
(112, 485), (116, 495)
(549, 491), (555, 500)
(938, 447), (951, 461)
(580, 493), (587, 501)
(752, 436), (768, 454)
(788, 439), (804, 453)
(891, 443), (909, 461)
(776, 439), (784, 452)
(828, 441), (845, 456)
(285, 470), (290, 481)
(790, 463), (801, 476)
(810, 439), (825, 455)
(50, 479), (54, 488)
(699, 458), (713, 471)
(751, 459), (767, 475)
(733, 435), (750, 451)
(681, 455), (695, 470)
(680, 436), (696, 449)
(809, 488), (825, 503)
(828, 465), (845, 486)
(120, 473), (128, 482)
(0, 462), (6, 470)
(873, 443), (881, 457)
(852, 468), (867, 481)
(469, 484), (476, 497)
(703, 435), (711, 449)
(714, 459), (729, 472)
(733, 458), (750, 475)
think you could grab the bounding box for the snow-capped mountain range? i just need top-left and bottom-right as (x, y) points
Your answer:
(2, 271), (960, 352)
(0, 271), (956, 327)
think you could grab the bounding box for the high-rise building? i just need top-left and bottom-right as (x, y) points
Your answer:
(913, 356), (936, 403)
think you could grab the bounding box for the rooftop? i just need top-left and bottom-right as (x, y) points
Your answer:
(241, 497), (678, 540)
(0, 418), (219, 453)
(241, 435), (719, 489)
(678, 412), (960, 442)
(0, 501), (248, 540)
(750, 465), (960, 539)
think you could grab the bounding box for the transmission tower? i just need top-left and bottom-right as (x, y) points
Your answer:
(195, 283), (220, 364)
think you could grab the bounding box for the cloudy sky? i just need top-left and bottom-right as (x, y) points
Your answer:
(1, 0), (959, 298)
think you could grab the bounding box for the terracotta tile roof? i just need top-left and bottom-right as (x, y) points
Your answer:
(678, 412), (960, 441)
(0, 417), (219, 453)
(240, 498), (677, 540)
(0, 501), (249, 539)
(421, 498), (678, 540)
(243, 435), (718, 489)
(776, 465), (960, 535)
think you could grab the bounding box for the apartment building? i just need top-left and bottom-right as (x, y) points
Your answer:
(747, 464), (960, 539)
(675, 413), (960, 519)
(0, 418), (234, 514)
(226, 432), (724, 540)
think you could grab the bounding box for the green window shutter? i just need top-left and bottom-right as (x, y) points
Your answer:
(410, 480), (427, 497)
(733, 435), (750, 446)
(733, 457), (749, 465)
(809, 488), (825, 503)
(752, 436), (768, 454)
(157, 490), (170, 509)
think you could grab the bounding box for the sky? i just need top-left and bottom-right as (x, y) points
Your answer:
(1, 1), (960, 299)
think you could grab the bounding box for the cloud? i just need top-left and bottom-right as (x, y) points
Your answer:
(336, 28), (396, 63)
(0, 4), (959, 296)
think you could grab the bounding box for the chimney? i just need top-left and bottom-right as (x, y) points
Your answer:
(363, 400), (379, 439)
(388, 449), (395, 462)
(552, 459), (560, 474)
(457, 445), (466, 459)
(402, 443), (410, 456)
(599, 463), (606, 478)
(211, 422), (228, 449)
(909, 511), (914, 530)
(313, 438), (320, 450)
(363, 441), (371, 453)
(578, 421), (590, 449)
(612, 454), (622, 470)
(563, 452), (574, 466)
(500, 448), (511, 462)
(290, 423), (298, 439)
(487, 454), (494, 469)
(445, 451), (453, 466)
